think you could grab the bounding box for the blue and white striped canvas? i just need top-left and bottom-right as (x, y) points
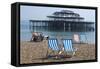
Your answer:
(63, 39), (73, 52)
(48, 39), (59, 51)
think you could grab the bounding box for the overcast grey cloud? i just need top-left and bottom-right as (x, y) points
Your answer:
(20, 5), (95, 22)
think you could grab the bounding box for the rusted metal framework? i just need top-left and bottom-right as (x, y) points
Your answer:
(29, 10), (94, 32)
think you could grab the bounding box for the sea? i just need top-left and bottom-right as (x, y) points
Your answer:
(20, 20), (95, 44)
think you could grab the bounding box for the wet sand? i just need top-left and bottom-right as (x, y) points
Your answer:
(20, 40), (95, 64)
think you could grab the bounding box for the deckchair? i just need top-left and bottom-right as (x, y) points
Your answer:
(80, 34), (88, 44)
(73, 34), (80, 43)
(73, 34), (88, 44)
(47, 39), (60, 58)
(62, 39), (76, 56)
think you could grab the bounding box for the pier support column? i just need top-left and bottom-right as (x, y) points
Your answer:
(68, 23), (71, 31)
(85, 23), (86, 32)
(64, 22), (65, 32)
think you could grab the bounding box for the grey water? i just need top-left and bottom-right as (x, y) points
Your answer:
(20, 20), (95, 44)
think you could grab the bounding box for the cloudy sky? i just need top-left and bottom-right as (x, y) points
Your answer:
(20, 5), (95, 22)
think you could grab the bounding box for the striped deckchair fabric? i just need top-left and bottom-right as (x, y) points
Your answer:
(47, 39), (76, 58)
(62, 39), (74, 52)
(48, 39), (59, 51)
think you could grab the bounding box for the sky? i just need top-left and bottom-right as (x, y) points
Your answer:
(20, 5), (95, 22)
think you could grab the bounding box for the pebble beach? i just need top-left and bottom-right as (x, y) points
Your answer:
(20, 40), (95, 64)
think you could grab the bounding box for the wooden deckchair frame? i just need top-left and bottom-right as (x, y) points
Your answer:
(62, 39), (76, 57)
(47, 39), (76, 59)
(46, 39), (60, 59)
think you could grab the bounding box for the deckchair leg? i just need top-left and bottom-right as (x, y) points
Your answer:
(73, 52), (75, 55)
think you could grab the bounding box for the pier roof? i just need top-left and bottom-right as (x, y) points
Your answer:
(29, 20), (94, 24)
(53, 10), (80, 16)
(47, 16), (84, 19)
